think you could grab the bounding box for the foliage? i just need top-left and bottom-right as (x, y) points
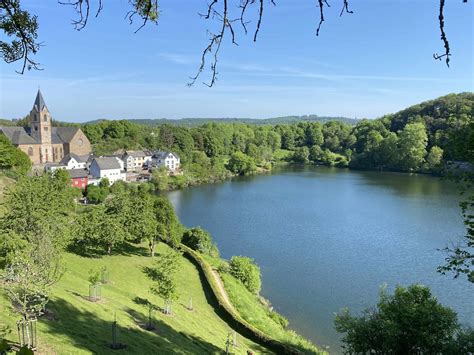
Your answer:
(73, 203), (128, 254)
(334, 284), (473, 354)
(153, 196), (182, 248)
(438, 178), (474, 284)
(88, 268), (101, 285)
(292, 147), (310, 163)
(0, 135), (31, 176)
(1, 243), (63, 321)
(0, 244), (267, 353)
(0, 173), (76, 266)
(226, 152), (257, 176)
(398, 122), (428, 171)
(146, 250), (181, 313)
(85, 184), (109, 204)
(182, 227), (218, 257)
(228, 256), (261, 294)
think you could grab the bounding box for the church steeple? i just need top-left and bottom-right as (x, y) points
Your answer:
(30, 89), (52, 145)
(33, 89), (47, 112)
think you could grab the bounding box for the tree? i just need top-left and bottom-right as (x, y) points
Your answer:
(0, 135), (31, 175)
(85, 184), (109, 203)
(292, 146), (310, 163)
(182, 227), (218, 256)
(228, 256), (261, 294)
(0, 174), (76, 266)
(153, 196), (182, 250)
(226, 152), (257, 176)
(334, 284), (474, 355)
(74, 204), (128, 254)
(1, 1), (465, 85)
(1, 234), (63, 324)
(398, 122), (428, 171)
(124, 191), (157, 246)
(145, 250), (181, 314)
(151, 167), (170, 191)
(426, 145), (444, 169)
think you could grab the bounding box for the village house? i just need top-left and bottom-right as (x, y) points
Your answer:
(68, 169), (89, 189)
(60, 153), (89, 170)
(122, 150), (147, 171)
(89, 156), (126, 185)
(0, 90), (91, 165)
(151, 151), (180, 172)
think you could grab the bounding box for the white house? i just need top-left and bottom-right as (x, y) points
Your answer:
(89, 157), (126, 185)
(151, 151), (180, 172)
(59, 153), (89, 170)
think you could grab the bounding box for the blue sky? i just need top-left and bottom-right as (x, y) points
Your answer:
(0, 0), (472, 122)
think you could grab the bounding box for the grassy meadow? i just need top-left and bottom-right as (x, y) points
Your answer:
(0, 242), (269, 354)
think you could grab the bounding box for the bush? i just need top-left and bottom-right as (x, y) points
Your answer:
(228, 256), (261, 294)
(335, 284), (474, 354)
(226, 152), (257, 176)
(182, 227), (218, 256)
(85, 184), (109, 203)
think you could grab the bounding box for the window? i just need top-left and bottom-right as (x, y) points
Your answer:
(28, 147), (33, 156)
(34, 126), (38, 131)
(43, 115), (47, 122)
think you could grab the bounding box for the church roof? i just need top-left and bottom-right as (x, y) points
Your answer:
(0, 126), (80, 145)
(52, 127), (79, 144)
(33, 89), (47, 111)
(0, 126), (37, 144)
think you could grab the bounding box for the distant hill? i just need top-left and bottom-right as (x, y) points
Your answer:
(86, 115), (359, 127)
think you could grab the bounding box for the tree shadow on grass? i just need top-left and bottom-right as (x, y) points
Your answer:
(41, 298), (225, 354)
(67, 242), (150, 259)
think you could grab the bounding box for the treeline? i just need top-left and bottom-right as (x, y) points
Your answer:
(80, 93), (473, 177)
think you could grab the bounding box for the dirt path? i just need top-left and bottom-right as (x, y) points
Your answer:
(210, 269), (238, 314)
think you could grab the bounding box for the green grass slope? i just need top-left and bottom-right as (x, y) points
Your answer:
(0, 243), (269, 354)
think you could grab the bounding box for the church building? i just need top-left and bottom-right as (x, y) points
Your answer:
(0, 90), (91, 165)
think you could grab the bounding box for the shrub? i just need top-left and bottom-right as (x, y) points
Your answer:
(182, 227), (218, 256)
(228, 256), (261, 294)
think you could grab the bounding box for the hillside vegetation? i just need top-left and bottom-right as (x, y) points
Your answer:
(0, 242), (269, 354)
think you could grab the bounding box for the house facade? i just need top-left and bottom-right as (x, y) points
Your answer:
(60, 153), (89, 170)
(151, 151), (180, 172)
(69, 169), (89, 189)
(122, 151), (145, 171)
(89, 157), (126, 185)
(0, 90), (91, 165)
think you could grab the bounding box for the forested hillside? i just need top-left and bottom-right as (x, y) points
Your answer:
(77, 93), (473, 179)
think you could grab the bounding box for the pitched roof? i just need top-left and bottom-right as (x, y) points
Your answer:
(59, 153), (89, 164)
(33, 89), (47, 112)
(153, 151), (180, 160)
(0, 126), (38, 144)
(68, 169), (89, 179)
(92, 157), (122, 170)
(125, 150), (146, 158)
(53, 127), (79, 143)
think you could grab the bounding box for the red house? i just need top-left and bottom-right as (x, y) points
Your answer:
(68, 169), (89, 190)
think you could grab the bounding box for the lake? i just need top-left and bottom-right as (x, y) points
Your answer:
(167, 166), (474, 353)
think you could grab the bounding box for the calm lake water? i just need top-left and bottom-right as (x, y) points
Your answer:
(167, 166), (474, 353)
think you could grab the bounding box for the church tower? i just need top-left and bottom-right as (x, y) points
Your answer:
(30, 89), (53, 162)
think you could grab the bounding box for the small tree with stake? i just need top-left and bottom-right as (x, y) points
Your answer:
(1, 245), (62, 350)
(88, 269), (101, 302)
(145, 250), (181, 315)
